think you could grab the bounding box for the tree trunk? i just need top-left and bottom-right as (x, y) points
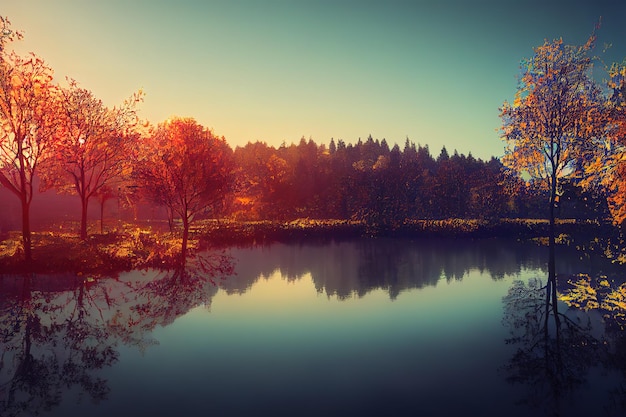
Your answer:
(100, 199), (105, 234)
(167, 207), (174, 233)
(548, 173), (560, 327)
(80, 197), (89, 240)
(20, 196), (32, 263)
(181, 214), (189, 265)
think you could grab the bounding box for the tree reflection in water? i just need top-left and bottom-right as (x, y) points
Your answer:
(502, 272), (626, 416)
(0, 251), (234, 417)
(221, 238), (550, 299)
(2, 238), (624, 416)
(560, 275), (626, 414)
(0, 274), (117, 416)
(130, 252), (234, 329)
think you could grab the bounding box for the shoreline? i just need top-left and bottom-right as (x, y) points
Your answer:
(0, 218), (619, 274)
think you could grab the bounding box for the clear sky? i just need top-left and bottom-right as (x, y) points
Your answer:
(3, 0), (625, 159)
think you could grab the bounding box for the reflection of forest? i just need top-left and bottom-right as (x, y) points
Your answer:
(1, 239), (623, 416)
(223, 238), (561, 299)
(0, 252), (232, 417)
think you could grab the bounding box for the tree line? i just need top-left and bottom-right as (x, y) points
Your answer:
(231, 136), (563, 223)
(1, 17), (624, 263)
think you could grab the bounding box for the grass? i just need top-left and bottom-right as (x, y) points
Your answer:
(0, 224), (185, 274)
(199, 217), (610, 243)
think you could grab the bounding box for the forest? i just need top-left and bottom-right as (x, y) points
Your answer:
(229, 136), (600, 223)
(1, 17), (626, 269)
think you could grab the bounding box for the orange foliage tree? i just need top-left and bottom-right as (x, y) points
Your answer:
(0, 45), (61, 261)
(581, 62), (626, 224)
(500, 34), (608, 228)
(499, 33), (608, 322)
(136, 117), (234, 262)
(41, 79), (143, 239)
(0, 16), (21, 51)
(232, 142), (289, 220)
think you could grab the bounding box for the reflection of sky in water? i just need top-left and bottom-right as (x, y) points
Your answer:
(4, 238), (624, 417)
(101, 268), (538, 417)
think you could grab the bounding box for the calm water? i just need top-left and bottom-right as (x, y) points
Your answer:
(1, 238), (625, 417)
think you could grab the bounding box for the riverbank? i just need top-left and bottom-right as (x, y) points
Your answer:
(0, 226), (184, 274)
(0, 218), (621, 273)
(198, 218), (614, 246)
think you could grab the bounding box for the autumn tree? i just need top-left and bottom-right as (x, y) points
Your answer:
(41, 79), (142, 240)
(467, 157), (512, 219)
(95, 184), (119, 234)
(136, 117), (234, 262)
(581, 61), (626, 225)
(0, 16), (21, 52)
(232, 142), (288, 220)
(0, 46), (61, 261)
(500, 32), (607, 321)
(501, 34), (608, 224)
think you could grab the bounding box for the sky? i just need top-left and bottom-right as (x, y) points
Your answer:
(2, 0), (626, 160)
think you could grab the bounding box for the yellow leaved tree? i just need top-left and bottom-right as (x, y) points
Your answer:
(499, 31), (608, 321)
(581, 62), (626, 225)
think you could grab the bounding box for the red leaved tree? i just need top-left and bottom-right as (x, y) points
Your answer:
(0, 46), (61, 261)
(42, 79), (142, 240)
(136, 117), (234, 262)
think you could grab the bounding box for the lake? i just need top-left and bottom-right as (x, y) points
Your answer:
(1, 237), (625, 417)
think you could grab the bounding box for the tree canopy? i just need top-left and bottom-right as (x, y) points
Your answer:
(136, 117), (234, 261)
(41, 79), (143, 240)
(582, 61), (626, 224)
(0, 48), (61, 260)
(500, 34), (606, 212)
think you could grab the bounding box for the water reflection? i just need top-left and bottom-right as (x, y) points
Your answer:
(223, 238), (616, 300)
(502, 274), (626, 416)
(129, 252), (234, 329)
(0, 274), (117, 416)
(1, 238), (624, 417)
(0, 251), (234, 417)
(560, 275), (626, 414)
